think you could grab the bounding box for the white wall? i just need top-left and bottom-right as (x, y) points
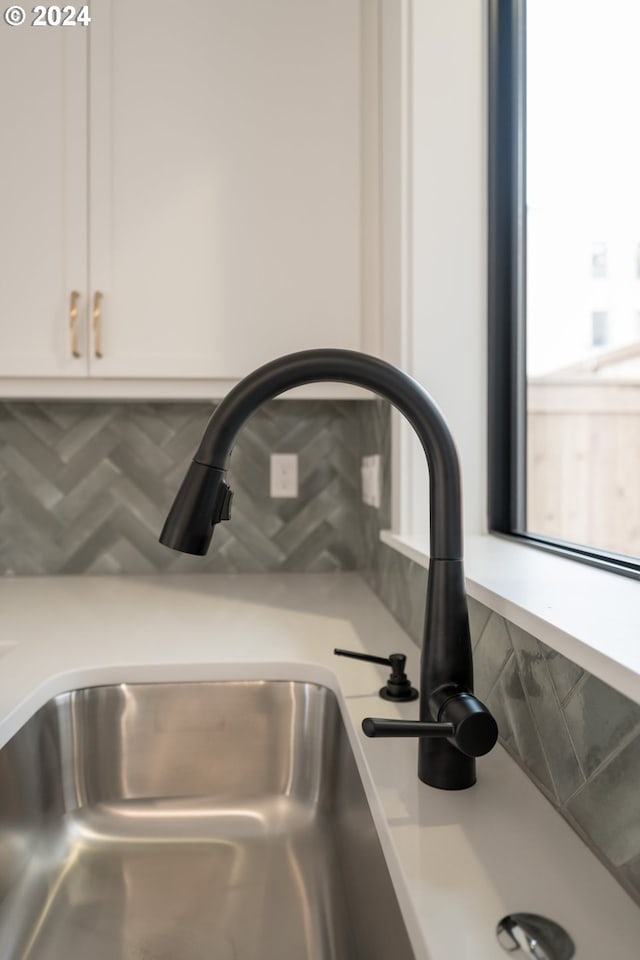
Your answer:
(381, 0), (487, 546)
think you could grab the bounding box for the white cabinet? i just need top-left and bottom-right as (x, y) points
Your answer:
(90, 0), (364, 379)
(0, 0), (377, 393)
(0, 27), (87, 376)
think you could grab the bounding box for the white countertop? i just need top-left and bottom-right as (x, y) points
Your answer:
(0, 571), (637, 959)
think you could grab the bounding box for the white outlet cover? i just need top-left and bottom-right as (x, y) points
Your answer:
(361, 455), (380, 508)
(369, 454), (381, 509)
(361, 457), (370, 505)
(270, 453), (298, 498)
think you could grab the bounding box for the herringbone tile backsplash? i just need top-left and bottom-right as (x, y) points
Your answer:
(0, 400), (365, 575)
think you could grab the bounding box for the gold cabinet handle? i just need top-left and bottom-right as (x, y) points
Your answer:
(69, 290), (81, 357)
(92, 291), (103, 358)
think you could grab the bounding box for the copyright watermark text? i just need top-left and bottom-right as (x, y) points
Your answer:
(3, 5), (91, 26)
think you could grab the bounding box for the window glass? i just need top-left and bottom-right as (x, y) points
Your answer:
(526, 0), (640, 558)
(591, 311), (609, 347)
(591, 242), (607, 279)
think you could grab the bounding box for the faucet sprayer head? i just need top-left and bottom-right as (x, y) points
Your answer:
(159, 461), (232, 556)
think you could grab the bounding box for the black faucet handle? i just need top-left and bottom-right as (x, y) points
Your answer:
(334, 648), (419, 702)
(362, 688), (498, 759)
(363, 718), (454, 738)
(431, 686), (498, 758)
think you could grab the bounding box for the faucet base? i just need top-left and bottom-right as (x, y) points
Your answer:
(418, 739), (476, 790)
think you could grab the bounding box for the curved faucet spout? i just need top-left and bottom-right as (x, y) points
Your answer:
(200, 349), (462, 560)
(159, 349), (496, 789)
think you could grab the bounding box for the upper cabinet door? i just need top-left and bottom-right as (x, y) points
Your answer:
(89, 0), (363, 379)
(0, 26), (87, 376)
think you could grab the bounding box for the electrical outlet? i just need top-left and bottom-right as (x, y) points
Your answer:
(360, 458), (369, 505)
(361, 455), (381, 508)
(270, 453), (298, 498)
(369, 454), (380, 508)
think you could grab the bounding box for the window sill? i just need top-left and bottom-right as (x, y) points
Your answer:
(380, 530), (640, 706)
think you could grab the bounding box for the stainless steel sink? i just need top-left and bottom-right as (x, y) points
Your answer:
(0, 680), (416, 959)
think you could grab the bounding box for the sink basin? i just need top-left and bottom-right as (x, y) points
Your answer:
(0, 680), (416, 959)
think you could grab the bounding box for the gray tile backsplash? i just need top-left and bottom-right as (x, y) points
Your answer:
(566, 734), (640, 868)
(2, 396), (639, 907)
(510, 621), (585, 803)
(472, 610), (513, 702)
(0, 400), (363, 575)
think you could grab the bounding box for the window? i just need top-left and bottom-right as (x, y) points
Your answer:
(591, 311), (609, 347)
(489, 0), (640, 577)
(591, 242), (607, 279)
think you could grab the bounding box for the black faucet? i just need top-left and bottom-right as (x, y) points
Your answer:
(159, 349), (498, 790)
